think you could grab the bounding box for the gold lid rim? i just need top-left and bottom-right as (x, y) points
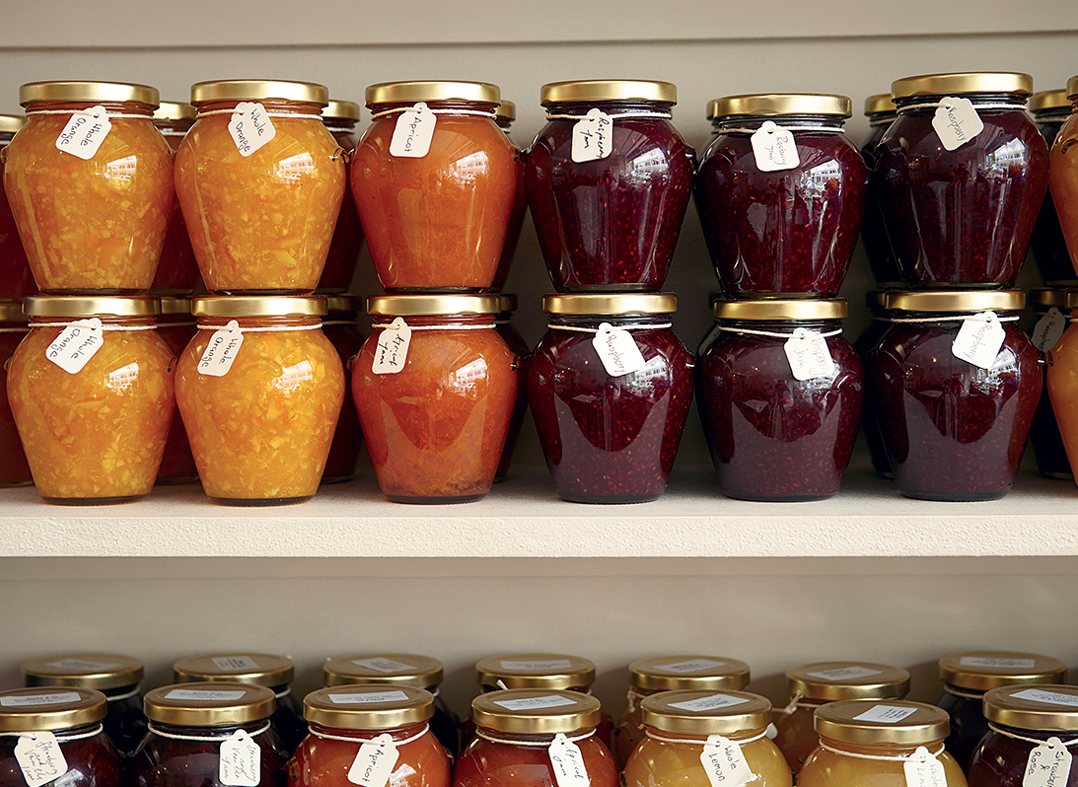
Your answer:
(367, 294), (502, 317)
(541, 80), (677, 106)
(1030, 89), (1071, 113)
(714, 298), (848, 321)
(191, 80), (329, 106)
(476, 654), (596, 689)
(710, 93), (852, 119)
(153, 101), (196, 122)
(323, 100), (361, 121)
(883, 290), (1025, 313)
(864, 93), (898, 117)
(543, 293), (677, 315)
(22, 654), (144, 690)
(814, 700), (950, 745)
(640, 690), (772, 735)
(365, 81), (500, 107)
(25, 296), (161, 318)
(304, 685), (434, 728)
(1068, 76), (1078, 100)
(323, 654), (444, 689)
(144, 683), (276, 726)
(629, 656), (751, 691)
(984, 685), (1078, 731)
(0, 114), (25, 134)
(192, 296), (327, 318)
(892, 72), (1034, 99)
(471, 689), (602, 734)
(20, 80), (160, 108)
(0, 687), (108, 731)
(939, 651), (1068, 691)
(786, 662), (911, 700)
(173, 653), (295, 687)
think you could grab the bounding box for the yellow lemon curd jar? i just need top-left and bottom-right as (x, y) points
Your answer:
(175, 80), (346, 294)
(4, 81), (174, 293)
(7, 295), (176, 504)
(175, 295), (344, 505)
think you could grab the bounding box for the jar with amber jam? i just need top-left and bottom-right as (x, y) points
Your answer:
(1027, 290), (1073, 480)
(353, 81), (517, 291)
(176, 80), (346, 294)
(4, 81), (174, 293)
(0, 115), (34, 301)
(8, 296), (175, 504)
(320, 295), (364, 483)
(155, 296), (198, 484)
(152, 101), (200, 294)
(0, 301), (31, 487)
(1050, 76), (1078, 280)
(174, 295), (345, 505)
(319, 100), (364, 293)
(1031, 90), (1076, 285)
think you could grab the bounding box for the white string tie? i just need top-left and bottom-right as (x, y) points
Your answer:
(157, 129), (189, 137)
(625, 687), (647, 715)
(884, 315), (1020, 324)
(309, 723), (429, 745)
(105, 686), (141, 702)
(645, 729), (770, 746)
(782, 691), (807, 715)
(898, 101), (1025, 113)
(941, 685), (984, 700)
(196, 108), (323, 120)
(371, 322), (493, 331)
(545, 110), (672, 121)
(196, 323), (323, 332)
(25, 109), (150, 119)
(986, 724), (1078, 747)
(818, 741), (945, 761)
(320, 319), (360, 327)
(31, 321), (158, 331)
(0, 723), (104, 742)
(370, 107), (495, 120)
(715, 326), (843, 339)
(147, 720), (271, 742)
(475, 728), (594, 747)
(274, 687), (291, 700)
(719, 125), (844, 135)
(0, 326), (28, 333)
(547, 322), (672, 333)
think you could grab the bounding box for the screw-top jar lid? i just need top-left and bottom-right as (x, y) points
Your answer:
(1068, 76), (1078, 100)
(786, 662), (911, 701)
(714, 299), (848, 321)
(1030, 89), (1071, 114)
(884, 290), (1025, 313)
(22, 654), (144, 690)
(173, 653), (295, 687)
(476, 654), (596, 689)
(541, 80), (677, 105)
(814, 700), (949, 746)
(640, 690), (772, 736)
(498, 294), (518, 314)
(892, 72), (1034, 99)
(0, 114), (25, 134)
(366, 81), (500, 106)
(939, 651), (1067, 691)
(866, 291), (890, 311)
(324, 295), (362, 316)
(0, 301), (27, 322)
(865, 93), (897, 117)
(144, 683), (276, 726)
(153, 101), (196, 122)
(471, 689), (602, 734)
(25, 296), (161, 318)
(158, 296), (193, 317)
(368, 294), (502, 316)
(544, 293), (677, 316)
(496, 100), (516, 123)
(193, 296), (327, 318)
(323, 100), (361, 121)
(0, 687), (108, 732)
(191, 80), (329, 106)
(629, 656), (751, 692)
(304, 685), (434, 728)
(710, 94), (852, 118)
(1026, 289), (1076, 309)
(20, 81), (160, 108)
(323, 654), (444, 689)
(983, 685), (1078, 731)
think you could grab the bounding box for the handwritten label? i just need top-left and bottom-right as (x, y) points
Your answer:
(351, 657), (416, 674)
(44, 659), (120, 672)
(571, 108), (614, 163)
(1, 693), (83, 708)
(15, 733), (68, 787)
(493, 694), (578, 712)
(548, 733), (590, 787)
(372, 317), (411, 375)
(1012, 689), (1078, 708)
(500, 660), (574, 670)
(933, 97), (984, 151)
(55, 106), (111, 160)
(592, 322), (646, 377)
(784, 328), (836, 381)
(211, 656), (261, 672)
(164, 689), (247, 702)
(904, 746), (947, 787)
(1024, 737), (1073, 787)
(198, 321), (244, 377)
(952, 311), (1006, 369)
(219, 730), (261, 787)
(329, 691), (411, 704)
(669, 694), (750, 712)
(229, 102), (276, 157)
(806, 666), (883, 681)
(347, 733), (399, 787)
(45, 319), (104, 375)
(656, 659), (726, 673)
(751, 120), (800, 172)
(1032, 308), (1066, 352)
(853, 705), (919, 724)
(700, 735), (755, 787)
(389, 103), (436, 158)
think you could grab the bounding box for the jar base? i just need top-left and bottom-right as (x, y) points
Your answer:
(385, 492), (487, 504)
(41, 494), (147, 506)
(897, 281), (1014, 290)
(557, 491), (664, 504)
(899, 489), (1010, 502)
(206, 288), (317, 297)
(1038, 470), (1074, 481)
(554, 283), (661, 293)
(382, 286), (488, 294)
(209, 495), (313, 506)
(155, 475), (200, 486)
(722, 490), (837, 503)
(0, 480), (34, 488)
(320, 473), (358, 485)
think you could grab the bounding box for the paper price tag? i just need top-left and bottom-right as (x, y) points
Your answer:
(784, 328), (836, 381)
(700, 734), (755, 787)
(669, 694), (750, 712)
(853, 705), (919, 724)
(347, 733), (399, 787)
(45, 318), (103, 375)
(951, 311), (1006, 369)
(15, 732), (69, 787)
(212, 656), (261, 671)
(1032, 308), (1066, 352)
(548, 734), (590, 787)
(960, 656), (1037, 669)
(219, 730), (261, 787)
(372, 317), (411, 375)
(390, 103), (436, 158)
(1024, 737), (1073, 787)
(45, 659), (120, 672)
(904, 746), (947, 787)
(571, 108), (614, 163)
(751, 120), (800, 172)
(1012, 689), (1078, 708)
(494, 695), (578, 711)
(933, 97), (984, 151)
(55, 106), (111, 160)
(1, 693), (83, 707)
(198, 320), (244, 377)
(806, 666), (883, 681)
(229, 102), (276, 157)
(500, 659), (574, 670)
(592, 322), (646, 377)
(351, 657), (415, 673)
(656, 659), (725, 673)
(165, 689), (247, 702)
(330, 691), (411, 705)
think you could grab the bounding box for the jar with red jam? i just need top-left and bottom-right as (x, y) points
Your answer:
(155, 296), (198, 484)
(1049, 77), (1078, 280)
(320, 295), (364, 484)
(0, 301), (31, 487)
(697, 298), (863, 501)
(4, 81), (175, 293)
(936, 650), (1067, 772)
(861, 94), (901, 288)
(352, 294), (517, 503)
(319, 100), (364, 293)
(0, 115), (34, 302)
(875, 72), (1048, 287)
(352, 81), (517, 292)
(8, 296), (176, 504)
(529, 293), (693, 503)
(176, 80), (346, 294)
(856, 292), (894, 478)
(695, 94), (866, 297)
(1030, 90), (1076, 285)
(1026, 290), (1073, 480)
(494, 294), (529, 482)
(526, 80), (694, 292)
(151, 101), (201, 294)
(492, 101), (527, 292)
(867, 290), (1041, 500)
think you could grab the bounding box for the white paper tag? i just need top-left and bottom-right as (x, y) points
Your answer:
(933, 97), (984, 152)
(348, 733), (399, 787)
(784, 328), (836, 381)
(1, 692), (83, 707)
(351, 657), (415, 674)
(45, 318), (104, 375)
(389, 103), (436, 158)
(669, 694), (750, 712)
(700, 734), (755, 787)
(164, 689), (247, 702)
(493, 694), (578, 711)
(44, 659), (120, 672)
(548, 733), (591, 787)
(571, 108), (614, 163)
(656, 659), (726, 673)
(219, 730), (261, 787)
(904, 746), (947, 787)
(500, 660), (574, 670)
(806, 666), (883, 682)
(372, 317), (411, 375)
(1032, 308), (1066, 352)
(198, 320), (244, 377)
(960, 656), (1037, 670)
(592, 322), (646, 377)
(211, 656), (261, 671)
(951, 311), (1006, 369)
(15, 732), (68, 787)
(329, 691), (411, 704)
(55, 107), (111, 161)
(751, 120), (800, 172)
(853, 704), (919, 723)
(1024, 738), (1073, 787)
(229, 102), (276, 157)
(1012, 689), (1078, 708)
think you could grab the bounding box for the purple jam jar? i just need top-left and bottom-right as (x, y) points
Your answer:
(860, 94), (902, 288)
(1030, 90), (1077, 285)
(875, 72), (1049, 288)
(696, 298), (863, 501)
(867, 290), (1041, 500)
(491, 101), (528, 292)
(319, 100), (364, 293)
(494, 294), (530, 482)
(855, 291), (894, 478)
(695, 94), (866, 298)
(528, 293), (693, 503)
(525, 81), (695, 292)
(1026, 289), (1073, 480)
(321, 295), (365, 484)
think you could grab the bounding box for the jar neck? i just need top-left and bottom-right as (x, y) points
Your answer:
(474, 725), (597, 747)
(548, 313), (672, 329)
(323, 119), (358, 131)
(197, 315), (322, 329)
(309, 721), (429, 742)
(988, 722), (1078, 744)
(1034, 108), (1072, 123)
(719, 318), (843, 334)
(375, 313), (495, 329)
(544, 100), (674, 117)
(643, 725), (769, 744)
(25, 100), (155, 117)
(30, 315), (157, 328)
(148, 718), (272, 739)
(888, 309), (1020, 322)
(196, 99), (324, 117)
(153, 119), (193, 134)
(370, 99), (498, 116)
(717, 114), (846, 131)
(867, 113), (898, 127)
(896, 92), (1028, 114)
(0, 722), (104, 741)
(819, 736), (945, 759)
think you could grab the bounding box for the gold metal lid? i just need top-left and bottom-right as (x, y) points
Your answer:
(939, 651), (1067, 691)
(710, 94), (852, 118)
(173, 653), (295, 687)
(884, 290), (1025, 313)
(153, 101), (196, 122)
(0, 301), (27, 323)
(144, 683), (276, 726)
(786, 662), (911, 701)
(368, 294), (501, 317)
(365, 81), (500, 106)
(158, 297), (193, 317)
(191, 80), (330, 106)
(471, 689), (602, 734)
(640, 690), (772, 735)
(892, 72), (1034, 99)
(0, 114), (25, 134)
(496, 100), (516, 122)
(866, 291), (889, 310)
(324, 295), (362, 315)
(1068, 76), (1078, 100)
(1027, 289), (1075, 309)
(1030, 89), (1071, 113)
(705, 99), (725, 121)
(498, 294), (518, 313)
(25, 296), (161, 318)
(814, 700), (950, 746)
(629, 656), (751, 692)
(541, 80), (677, 105)
(192, 296), (327, 318)
(323, 655), (444, 689)
(323, 100), (361, 121)
(476, 654), (596, 689)
(983, 685), (1078, 731)
(0, 687), (108, 732)
(304, 685), (434, 728)
(543, 293), (677, 315)
(865, 93), (897, 117)
(22, 654), (144, 690)
(20, 81), (160, 108)
(714, 299), (847, 321)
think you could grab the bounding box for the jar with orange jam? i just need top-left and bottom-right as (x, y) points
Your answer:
(0, 301), (31, 487)
(151, 101), (200, 294)
(1049, 76), (1078, 279)
(155, 296), (198, 484)
(174, 295), (345, 505)
(319, 100), (364, 293)
(176, 80), (346, 294)
(352, 294), (517, 503)
(0, 115), (34, 301)
(352, 81), (518, 291)
(321, 295), (364, 484)
(7, 296), (176, 504)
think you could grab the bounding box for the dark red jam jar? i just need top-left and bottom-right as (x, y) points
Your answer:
(696, 298), (863, 501)
(867, 290), (1041, 500)
(155, 296), (199, 484)
(525, 80), (695, 292)
(494, 294), (529, 482)
(0, 301), (31, 487)
(695, 94), (866, 298)
(492, 101), (527, 293)
(528, 293), (694, 503)
(1026, 289), (1072, 479)
(861, 94), (901, 288)
(937, 651), (1067, 772)
(320, 295), (364, 484)
(319, 100), (363, 293)
(0, 115), (34, 302)
(1030, 90), (1076, 285)
(855, 292), (894, 478)
(875, 72), (1049, 288)
(151, 102), (200, 295)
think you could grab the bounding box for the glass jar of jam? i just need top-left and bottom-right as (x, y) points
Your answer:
(1049, 77), (1078, 281)
(155, 296), (198, 484)
(526, 80), (694, 292)
(861, 94), (901, 288)
(151, 101), (200, 295)
(695, 93), (866, 297)
(320, 295), (364, 484)
(319, 100), (364, 294)
(1030, 90), (1076, 285)
(494, 294), (529, 482)
(876, 72), (1048, 288)
(0, 115), (34, 302)
(491, 101), (527, 293)
(352, 81), (517, 292)
(696, 298), (863, 501)
(4, 81), (174, 293)
(176, 80), (346, 295)
(1026, 289), (1073, 480)
(22, 653), (147, 758)
(174, 295), (345, 505)
(529, 293), (693, 503)
(8, 296), (176, 504)
(352, 294), (517, 503)
(613, 656), (751, 767)
(0, 301), (31, 487)
(867, 290), (1041, 500)
(936, 650), (1067, 771)
(0, 686), (119, 787)
(856, 292), (894, 478)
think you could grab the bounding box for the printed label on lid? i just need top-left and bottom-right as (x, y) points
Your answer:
(1012, 689), (1078, 708)
(1, 692), (83, 707)
(55, 106), (111, 160)
(211, 656), (261, 672)
(806, 666), (884, 682)
(904, 746), (947, 787)
(500, 660), (575, 671)
(960, 656), (1037, 670)
(952, 311), (1006, 369)
(571, 108), (613, 163)
(853, 705), (919, 723)
(656, 659), (726, 673)
(784, 329), (836, 381)
(15, 732), (68, 787)
(329, 690), (411, 704)
(44, 659), (121, 672)
(347, 733), (399, 787)
(1024, 738), (1072, 787)
(701, 735), (755, 787)
(933, 97), (984, 151)
(198, 321), (244, 377)
(351, 657), (416, 674)
(493, 694), (578, 711)
(372, 317), (411, 375)
(219, 729), (261, 787)
(229, 102), (276, 157)
(668, 694), (750, 712)
(549, 733), (590, 787)
(390, 103), (436, 158)
(45, 319), (104, 375)
(1031, 310), (1065, 352)
(751, 121), (800, 172)
(592, 322), (646, 377)
(164, 689), (247, 702)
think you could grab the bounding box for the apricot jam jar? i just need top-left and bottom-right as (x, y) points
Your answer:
(8, 296), (175, 504)
(1030, 90), (1075, 285)
(491, 100), (527, 292)
(875, 72), (1048, 287)
(494, 294), (529, 483)
(176, 80), (346, 294)
(1050, 76), (1078, 281)
(695, 93), (866, 297)
(155, 296), (198, 484)
(861, 94), (901, 288)
(151, 101), (200, 294)
(319, 100), (364, 293)
(0, 301), (31, 487)
(773, 662), (910, 776)
(526, 80), (694, 292)
(352, 294), (517, 503)
(352, 81), (517, 292)
(696, 298), (863, 501)
(0, 115), (34, 301)
(4, 81), (174, 293)
(174, 296), (345, 505)
(319, 295), (364, 484)
(1026, 290), (1073, 480)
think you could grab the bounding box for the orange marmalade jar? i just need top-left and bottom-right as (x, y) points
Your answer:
(352, 294), (517, 502)
(0, 301), (31, 486)
(176, 80), (346, 294)
(151, 101), (200, 294)
(320, 100), (364, 293)
(352, 81), (518, 291)
(155, 296), (198, 484)
(5, 81), (174, 293)
(175, 296), (345, 505)
(7, 296), (176, 504)
(0, 115), (34, 301)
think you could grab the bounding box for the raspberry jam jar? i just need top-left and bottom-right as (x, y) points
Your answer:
(773, 662), (910, 776)
(176, 80), (346, 294)
(151, 101), (200, 294)
(155, 296), (199, 485)
(494, 294), (529, 482)
(174, 296), (345, 505)
(5, 81), (175, 293)
(529, 293), (693, 503)
(867, 290), (1041, 500)
(856, 292), (894, 478)
(491, 101), (527, 292)
(8, 296), (176, 504)
(319, 100), (364, 293)
(613, 656), (751, 767)
(0, 115), (34, 302)
(0, 301), (31, 487)
(875, 72), (1049, 287)
(1026, 289), (1072, 480)
(526, 80), (694, 292)
(861, 94), (901, 288)
(352, 294), (517, 503)
(320, 295), (364, 484)
(1030, 90), (1076, 285)
(696, 298), (863, 501)
(937, 651), (1068, 772)
(695, 93), (866, 297)
(353, 81), (517, 292)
